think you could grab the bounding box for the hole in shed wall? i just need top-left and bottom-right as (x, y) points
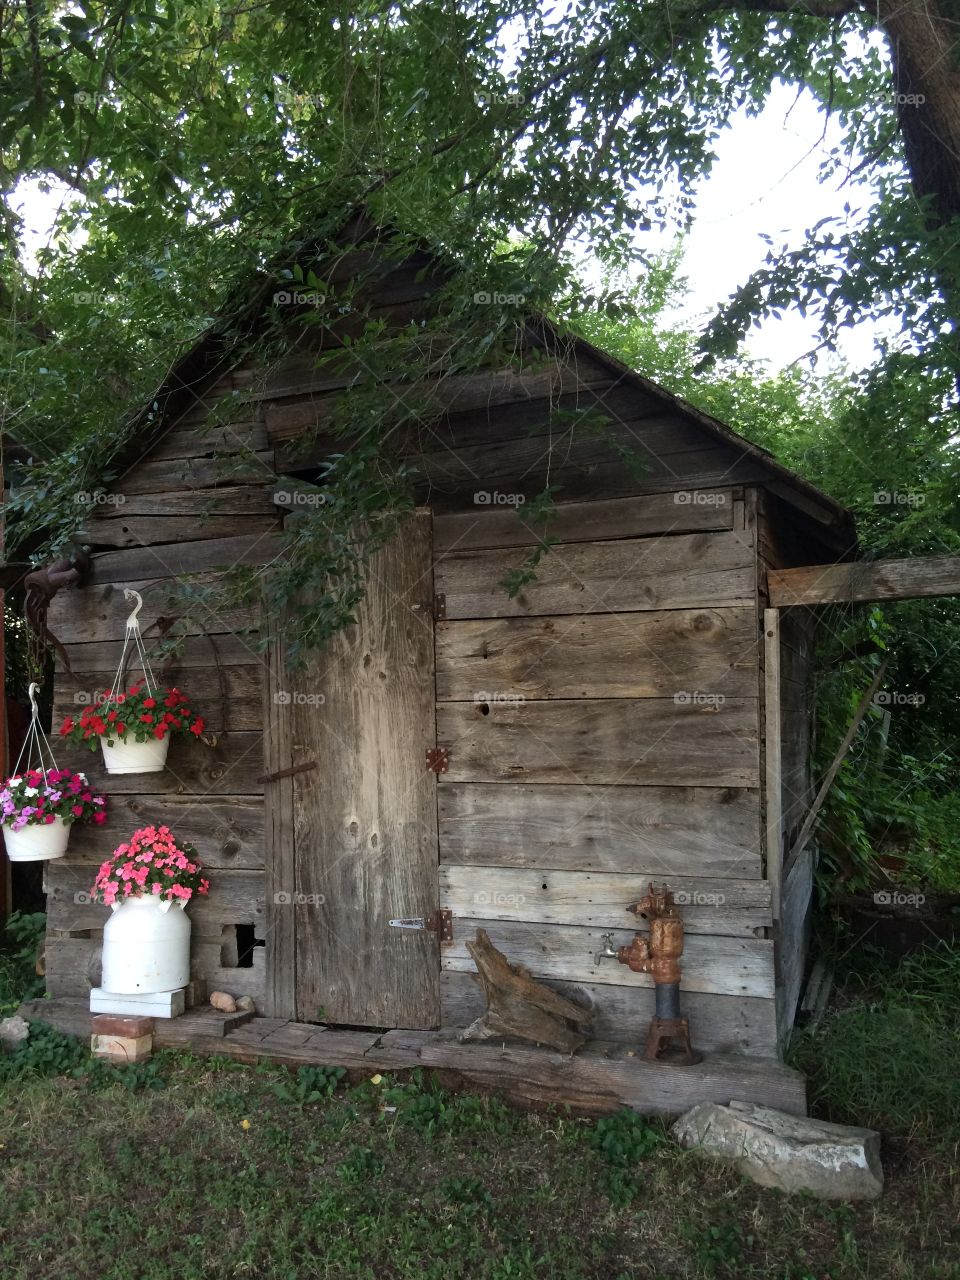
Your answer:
(220, 924), (262, 969)
(236, 924), (262, 969)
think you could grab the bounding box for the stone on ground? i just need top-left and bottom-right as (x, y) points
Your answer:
(672, 1100), (883, 1200)
(0, 1015), (30, 1052)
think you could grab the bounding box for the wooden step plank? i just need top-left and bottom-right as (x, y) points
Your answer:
(436, 697), (760, 788)
(18, 999), (805, 1117)
(439, 866), (771, 937)
(410, 1037), (806, 1117)
(436, 608), (759, 702)
(435, 531), (755, 620)
(59, 796), (265, 870)
(443, 918), (774, 998)
(440, 971), (779, 1057)
(433, 490), (735, 551)
(438, 783), (762, 877)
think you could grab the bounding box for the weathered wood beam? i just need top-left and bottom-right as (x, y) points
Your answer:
(762, 608), (783, 923)
(769, 555), (960, 607)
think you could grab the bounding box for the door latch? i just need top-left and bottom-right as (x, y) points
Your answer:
(388, 909), (453, 941)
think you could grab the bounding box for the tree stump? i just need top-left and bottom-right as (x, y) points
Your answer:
(459, 928), (593, 1054)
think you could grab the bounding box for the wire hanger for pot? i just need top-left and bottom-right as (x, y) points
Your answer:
(108, 589), (159, 701)
(12, 681), (60, 784)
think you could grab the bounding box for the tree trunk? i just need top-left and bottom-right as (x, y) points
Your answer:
(877, 0), (960, 227)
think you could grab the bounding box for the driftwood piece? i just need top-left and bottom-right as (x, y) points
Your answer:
(460, 928), (593, 1054)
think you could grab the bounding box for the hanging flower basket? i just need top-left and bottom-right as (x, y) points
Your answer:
(1, 684), (108, 863)
(57, 589), (205, 775)
(91, 825), (210, 994)
(59, 685), (203, 775)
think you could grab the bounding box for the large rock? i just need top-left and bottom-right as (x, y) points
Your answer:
(0, 1015), (30, 1052)
(672, 1100), (883, 1200)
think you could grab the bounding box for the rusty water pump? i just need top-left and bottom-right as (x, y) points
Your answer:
(616, 883), (701, 1066)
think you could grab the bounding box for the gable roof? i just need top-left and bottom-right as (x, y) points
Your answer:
(60, 215), (858, 557)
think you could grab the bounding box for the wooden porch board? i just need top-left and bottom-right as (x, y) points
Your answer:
(19, 999), (806, 1118)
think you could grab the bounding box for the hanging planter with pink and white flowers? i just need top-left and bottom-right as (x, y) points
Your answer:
(1, 683), (108, 862)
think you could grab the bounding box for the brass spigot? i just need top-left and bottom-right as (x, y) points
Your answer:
(594, 932), (620, 965)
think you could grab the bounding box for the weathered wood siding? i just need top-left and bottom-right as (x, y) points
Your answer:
(757, 490), (820, 1046)
(433, 491), (776, 1052)
(44, 375), (278, 1004)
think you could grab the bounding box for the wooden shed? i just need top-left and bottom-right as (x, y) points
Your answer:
(19, 218), (872, 1113)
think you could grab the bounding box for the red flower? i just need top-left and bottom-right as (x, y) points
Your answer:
(190, 719), (204, 736)
(60, 718), (74, 736)
(143, 697), (157, 709)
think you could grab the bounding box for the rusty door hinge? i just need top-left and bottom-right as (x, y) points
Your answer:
(388, 909), (453, 942)
(257, 760), (317, 784)
(426, 747), (449, 774)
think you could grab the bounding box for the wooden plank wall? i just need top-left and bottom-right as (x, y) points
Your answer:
(258, 258), (785, 513)
(43, 368), (279, 1005)
(432, 491), (779, 1057)
(757, 491), (821, 1045)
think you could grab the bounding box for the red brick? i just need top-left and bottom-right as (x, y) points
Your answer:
(91, 1014), (155, 1038)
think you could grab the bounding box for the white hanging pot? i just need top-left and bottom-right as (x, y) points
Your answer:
(2, 816), (71, 863)
(101, 893), (192, 994)
(99, 734), (171, 775)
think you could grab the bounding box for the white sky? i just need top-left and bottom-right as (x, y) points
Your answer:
(14, 80), (889, 373)
(653, 82), (890, 371)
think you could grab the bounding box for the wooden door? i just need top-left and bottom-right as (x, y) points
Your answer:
(266, 511), (441, 1028)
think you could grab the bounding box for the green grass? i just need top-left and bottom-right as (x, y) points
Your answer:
(790, 943), (960, 1145)
(1, 928), (959, 1278)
